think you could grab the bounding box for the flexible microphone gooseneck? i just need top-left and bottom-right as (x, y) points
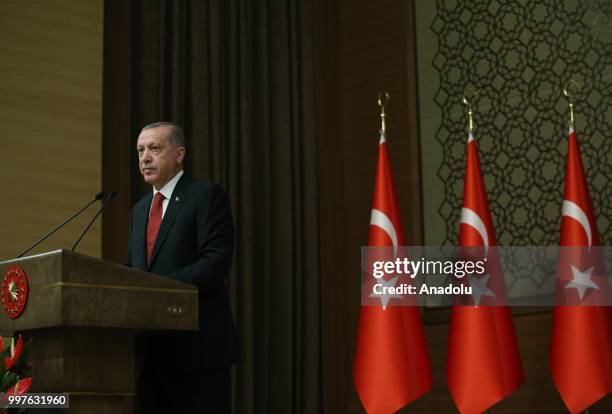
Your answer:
(16, 192), (105, 258)
(71, 191), (118, 252)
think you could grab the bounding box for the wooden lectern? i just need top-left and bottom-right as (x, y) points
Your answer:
(0, 249), (198, 413)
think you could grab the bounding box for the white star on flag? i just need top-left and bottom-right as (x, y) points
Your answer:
(469, 273), (495, 306)
(565, 265), (599, 302)
(370, 276), (403, 310)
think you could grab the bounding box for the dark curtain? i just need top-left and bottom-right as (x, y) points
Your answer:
(103, 1), (321, 412)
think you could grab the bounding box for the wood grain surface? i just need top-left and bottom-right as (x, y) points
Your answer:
(0, 0), (103, 260)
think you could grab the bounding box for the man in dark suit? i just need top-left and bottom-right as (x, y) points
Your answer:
(125, 122), (238, 413)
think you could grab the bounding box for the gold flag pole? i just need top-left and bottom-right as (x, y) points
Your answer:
(378, 91), (390, 137)
(462, 88), (479, 134)
(563, 79), (582, 130)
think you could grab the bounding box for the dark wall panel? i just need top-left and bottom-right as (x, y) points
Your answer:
(313, 0), (423, 411)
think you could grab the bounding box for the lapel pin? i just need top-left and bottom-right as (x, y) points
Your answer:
(175, 196), (180, 202)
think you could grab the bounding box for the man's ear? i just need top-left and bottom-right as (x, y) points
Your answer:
(176, 146), (186, 164)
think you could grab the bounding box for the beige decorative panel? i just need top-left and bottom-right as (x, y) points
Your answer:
(0, 0), (103, 259)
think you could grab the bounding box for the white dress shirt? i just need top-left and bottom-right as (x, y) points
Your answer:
(150, 170), (184, 218)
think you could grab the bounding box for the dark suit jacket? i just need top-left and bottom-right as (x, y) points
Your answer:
(126, 174), (238, 370)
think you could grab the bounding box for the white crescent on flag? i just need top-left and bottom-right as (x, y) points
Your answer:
(460, 207), (490, 255)
(370, 209), (398, 256)
(562, 200), (593, 247)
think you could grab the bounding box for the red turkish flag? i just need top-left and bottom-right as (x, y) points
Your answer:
(354, 133), (432, 413)
(549, 128), (612, 413)
(446, 133), (524, 414)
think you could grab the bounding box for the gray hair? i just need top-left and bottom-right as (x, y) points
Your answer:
(142, 122), (185, 147)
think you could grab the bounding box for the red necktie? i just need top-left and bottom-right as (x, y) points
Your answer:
(146, 192), (164, 265)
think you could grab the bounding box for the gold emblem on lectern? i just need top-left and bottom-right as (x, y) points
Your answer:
(2, 266), (28, 319)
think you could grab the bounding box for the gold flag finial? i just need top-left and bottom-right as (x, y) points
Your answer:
(563, 79), (582, 130)
(462, 88), (479, 134)
(378, 91), (390, 136)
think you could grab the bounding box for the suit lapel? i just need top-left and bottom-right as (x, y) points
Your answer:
(147, 174), (191, 270)
(135, 193), (152, 270)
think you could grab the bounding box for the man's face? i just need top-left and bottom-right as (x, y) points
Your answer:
(137, 126), (185, 189)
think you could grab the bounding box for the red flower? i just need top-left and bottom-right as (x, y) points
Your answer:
(5, 377), (32, 395)
(4, 336), (23, 370)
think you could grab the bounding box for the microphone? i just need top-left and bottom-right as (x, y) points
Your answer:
(71, 191), (117, 252)
(16, 192), (105, 258)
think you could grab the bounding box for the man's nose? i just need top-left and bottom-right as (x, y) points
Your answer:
(141, 151), (152, 163)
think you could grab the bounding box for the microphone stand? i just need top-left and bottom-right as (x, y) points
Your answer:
(71, 191), (117, 252)
(16, 192), (104, 258)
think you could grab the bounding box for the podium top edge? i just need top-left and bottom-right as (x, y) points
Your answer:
(1, 250), (199, 292)
(1, 249), (64, 263)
